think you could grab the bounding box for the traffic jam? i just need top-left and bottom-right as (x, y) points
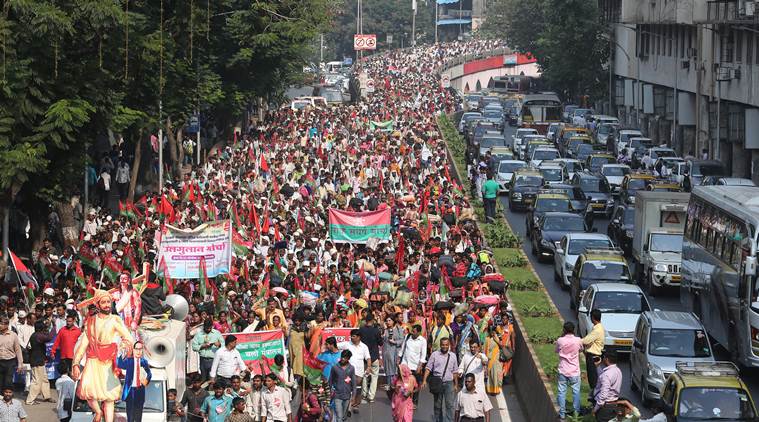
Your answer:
(458, 83), (759, 419)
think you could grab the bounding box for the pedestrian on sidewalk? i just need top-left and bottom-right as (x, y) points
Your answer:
(582, 309), (605, 402)
(115, 161), (130, 201)
(422, 338), (458, 422)
(1, 386), (27, 422)
(358, 314), (382, 403)
(556, 321), (583, 421)
(454, 374), (492, 422)
(399, 324), (427, 407)
(391, 364), (417, 422)
(328, 350), (355, 422)
(591, 351), (622, 422)
(0, 317), (23, 391)
(55, 361), (75, 422)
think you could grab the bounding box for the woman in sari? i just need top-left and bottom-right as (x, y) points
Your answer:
(483, 322), (514, 395)
(391, 364), (416, 422)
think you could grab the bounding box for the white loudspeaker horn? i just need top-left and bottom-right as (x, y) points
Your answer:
(144, 335), (175, 368)
(165, 294), (189, 321)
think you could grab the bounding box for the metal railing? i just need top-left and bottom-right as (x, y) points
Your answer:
(440, 9), (472, 18)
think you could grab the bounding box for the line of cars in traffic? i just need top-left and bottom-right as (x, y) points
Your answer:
(459, 102), (759, 419)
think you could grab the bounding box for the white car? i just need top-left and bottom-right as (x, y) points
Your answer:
(496, 160), (527, 193)
(512, 128), (539, 155)
(537, 163), (567, 185)
(554, 233), (614, 288)
(530, 147), (560, 167)
(600, 164), (631, 194)
(518, 134), (549, 160)
(547, 123), (563, 142)
(615, 129), (643, 154)
(554, 158), (584, 180)
(577, 283), (651, 352)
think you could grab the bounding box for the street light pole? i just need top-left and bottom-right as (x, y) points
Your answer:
(435, 0), (438, 44)
(412, 0), (416, 47)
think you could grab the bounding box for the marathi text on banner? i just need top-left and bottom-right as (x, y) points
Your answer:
(233, 330), (287, 375)
(157, 220), (232, 279)
(320, 327), (354, 346)
(328, 208), (391, 244)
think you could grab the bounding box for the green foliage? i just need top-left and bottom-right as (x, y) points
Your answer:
(481, 0), (609, 101)
(483, 220), (522, 248)
(508, 278), (541, 291)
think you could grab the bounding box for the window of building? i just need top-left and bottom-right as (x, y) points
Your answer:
(736, 30), (743, 63)
(656, 27), (662, 55)
(721, 31), (734, 63)
(668, 26), (673, 56)
(679, 26), (685, 58)
(748, 34), (753, 65)
(756, 34), (759, 64)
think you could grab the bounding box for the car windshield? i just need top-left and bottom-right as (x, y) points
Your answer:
(517, 130), (538, 137)
(623, 208), (635, 225)
(602, 166), (630, 177)
(480, 138), (504, 148)
(627, 178), (649, 190)
(75, 380), (164, 413)
(534, 150), (559, 161)
(649, 233), (683, 253)
(593, 291), (648, 313)
(564, 162), (582, 172)
(678, 387), (755, 420)
(515, 176), (543, 187)
(590, 157), (614, 171)
(543, 216), (584, 231)
(581, 261), (630, 281)
(568, 239), (613, 255)
(535, 198), (570, 212)
(648, 328), (711, 357)
(484, 111), (502, 118)
(651, 149), (676, 158)
(541, 168), (563, 181)
(580, 179), (609, 193)
(598, 125), (614, 135)
(630, 139), (653, 150)
(499, 162), (525, 173)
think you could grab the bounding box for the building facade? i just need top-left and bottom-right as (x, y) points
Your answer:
(601, 0), (759, 181)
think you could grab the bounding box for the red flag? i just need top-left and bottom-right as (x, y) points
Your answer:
(8, 249), (38, 289)
(395, 234), (405, 273)
(274, 224), (281, 242)
(260, 154), (269, 172)
(358, 263), (368, 289)
(379, 170), (384, 192)
(272, 177), (279, 195)
(248, 146), (255, 162)
(261, 210), (270, 234)
(159, 195), (176, 222)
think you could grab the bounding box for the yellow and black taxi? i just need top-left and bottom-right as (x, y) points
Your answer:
(571, 171), (614, 217)
(619, 173), (656, 205)
(569, 248), (631, 310)
(585, 153), (617, 174)
(530, 211), (592, 263)
(525, 191), (573, 236)
(646, 180), (683, 193)
(659, 362), (758, 421)
(508, 168), (544, 212)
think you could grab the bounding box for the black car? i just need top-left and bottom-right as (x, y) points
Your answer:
(525, 194), (574, 239)
(531, 212), (592, 263)
(508, 172), (544, 212)
(607, 205), (635, 254)
(542, 184), (593, 228)
(571, 172), (613, 216)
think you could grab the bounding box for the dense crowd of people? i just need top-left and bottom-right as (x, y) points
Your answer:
(0, 39), (517, 422)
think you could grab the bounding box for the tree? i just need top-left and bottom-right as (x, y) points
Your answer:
(481, 0), (608, 101)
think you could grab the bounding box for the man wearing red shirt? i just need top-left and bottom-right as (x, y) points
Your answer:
(50, 314), (81, 367)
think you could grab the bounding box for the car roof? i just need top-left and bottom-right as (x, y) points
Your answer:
(643, 311), (703, 330)
(719, 177), (756, 185)
(576, 172), (602, 180)
(514, 168), (542, 175)
(589, 153), (615, 158)
(677, 375), (746, 389)
(590, 283), (643, 293)
(619, 129), (642, 134)
(536, 193), (569, 200)
(498, 159), (525, 165)
(565, 233), (612, 241)
(534, 147), (559, 151)
(624, 173), (656, 180)
(602, 164), (630, 168)
(542, 211), (581, 218)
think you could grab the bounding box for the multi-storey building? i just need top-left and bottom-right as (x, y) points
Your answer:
(601, 0), (759, 181)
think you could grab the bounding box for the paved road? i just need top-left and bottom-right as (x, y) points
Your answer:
(493, 123), (759, 415)
(20, 382), (526, 422)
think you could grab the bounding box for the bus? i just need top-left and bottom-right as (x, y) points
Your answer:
(681, 185), (759, 367)
(519, 93), (561, 135)
(491, 75), (534, 95)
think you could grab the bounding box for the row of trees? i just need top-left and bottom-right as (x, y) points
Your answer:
(0, 0), (331, 247)
(480, 0), (609, 103)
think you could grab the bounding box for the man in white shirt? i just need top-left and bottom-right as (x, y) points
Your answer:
(456, 338), (488, 393)
(262, 373), (291, 422)
(399, 324), (427, 407)
(210, 335), (247, 388)
(13, 311), (33, 392)
(338, 329), (370, 411)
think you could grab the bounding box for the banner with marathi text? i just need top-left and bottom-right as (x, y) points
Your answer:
(233, 330), (287, 375)
(320, 327), (354, 346)
(328, 208), (391, 244)
(157, 220), (232, 278)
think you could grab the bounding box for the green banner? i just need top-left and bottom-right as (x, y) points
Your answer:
(369, 120), (394, 131)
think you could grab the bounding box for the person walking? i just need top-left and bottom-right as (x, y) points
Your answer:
(261, 373), (291, 422)
(26, 320), (54, 405)
(582, 310), (605, 400)
(0, 317), (23, 390)
(50, 314), (81, 369)
(328, 350), (355, 422)
(391, 364), (416, 422)
(422, 338), (458, 422)
(201, 384), (233, 422)
(226, 397), (255, 422)
(0, 386), (27, 422)
(96, 168), (111, 210)
(456, 339), (487, 394)
(399, 324), (427, 407)
(480, 172), (499, 223)
(556, 321), (583, 421)
(382, 316), (404, 391)
(337, 329), (370, 412)
(454, 373), (492, 422)
(117, 341), (152, 422)
(115, 161), (130, 202)
(358, 314), (383, 403)
(192, 320), (224, 382)
(55, 361), (75, 422)
(210, 335), (246, 388)
(181, 374), (209, 422)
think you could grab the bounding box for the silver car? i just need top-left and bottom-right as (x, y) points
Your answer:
(553, 233), (614, 288)
(496, 160), (527, 193)
(577, 283), (651, 353)
(630, 311), (714, 404)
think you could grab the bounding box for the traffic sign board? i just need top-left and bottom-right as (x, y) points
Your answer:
(663, 212), (681, 224)
(354, 34), (377, 51)
(365, 78), (375, 93)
